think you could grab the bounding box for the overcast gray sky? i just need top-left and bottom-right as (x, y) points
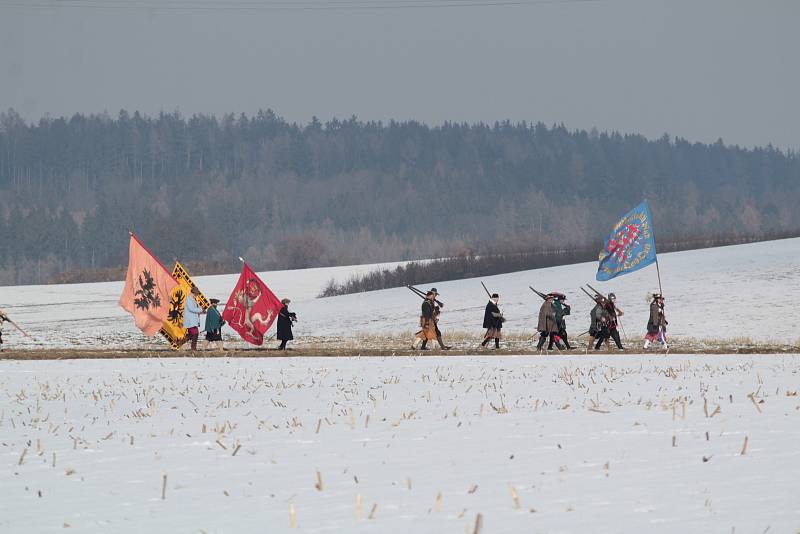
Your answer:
(1, 0), (797, 149)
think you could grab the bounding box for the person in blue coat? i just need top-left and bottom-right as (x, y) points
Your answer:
(183, 286), (205, 352)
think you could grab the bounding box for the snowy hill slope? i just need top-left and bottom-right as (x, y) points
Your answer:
(1, 238), (799, 349)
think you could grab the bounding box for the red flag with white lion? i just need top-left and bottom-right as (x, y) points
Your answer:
(222, 263), (282, 345)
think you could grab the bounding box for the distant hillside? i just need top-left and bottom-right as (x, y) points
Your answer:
(1, 108), (799, 285)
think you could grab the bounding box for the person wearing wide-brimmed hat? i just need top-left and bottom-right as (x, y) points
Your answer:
(480, 293), (504, 349)
(276, 298), (297, 350)
(203, 298), (226, 351)
(412, 291), (439, 349)
(428, 287), (451, 350)
(536, 293), (563, 352)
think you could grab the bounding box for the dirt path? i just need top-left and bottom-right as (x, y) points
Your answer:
(2, 343), (798, 360)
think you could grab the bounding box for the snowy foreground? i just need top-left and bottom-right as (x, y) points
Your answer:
(2, 354), (799, 533)
(2, 238), (800, 350)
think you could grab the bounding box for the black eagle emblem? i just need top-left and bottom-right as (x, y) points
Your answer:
(134, 269), (162, 311)
(167, 289), (186, 324)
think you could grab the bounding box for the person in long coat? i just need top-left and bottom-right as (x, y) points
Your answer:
(203, 298), (225, 351)
(480, 293), (504, 349)
(551, 292), (571, 350)
(586, 295), (606, 352)
(413, 291), (438, 350)
(276, 298), (297, 350)
(183, 286), (205, 352)
(536, 294), (562, 351)
(644, 294), (668, 350)
(594, 293), (624, 351)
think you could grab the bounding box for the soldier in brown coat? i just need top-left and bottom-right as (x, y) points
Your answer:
(412, 291), (439, 350)
(536, 294), (563, 351)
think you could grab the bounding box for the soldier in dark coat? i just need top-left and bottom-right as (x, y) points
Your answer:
(551, 292), (571, 350)
(276, 298), (297, 350)
(644, 294), (668, 350)
(594, 293), (624, 351)
(480, 293), (504, 349)
(586, 294), (606, 352)
(536, 294), (563, 351)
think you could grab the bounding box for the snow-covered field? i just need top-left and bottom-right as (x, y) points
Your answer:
(2, 238), (800, 349)
(2, 355), (799, 533)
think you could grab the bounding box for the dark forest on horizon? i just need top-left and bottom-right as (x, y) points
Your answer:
(1, 108), (799, 286)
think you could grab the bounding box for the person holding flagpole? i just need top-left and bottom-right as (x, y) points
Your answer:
(596, 200), (667, 349)
(644, 293), (668, 351)
(183, 286), (205, 352)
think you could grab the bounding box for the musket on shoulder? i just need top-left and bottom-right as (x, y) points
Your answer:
(585, 283), (606, 300)
(579, 286), (598, 301)
(3, 316), (35, 340)
(480, 281), (492, 299)
(528, 286), (548, 300)
(407, 285), (444, 307)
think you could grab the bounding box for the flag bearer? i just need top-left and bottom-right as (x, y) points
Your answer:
(644, 294), (668, 351)
(183, 286), (205, 352)
(276, 298), (298, 350)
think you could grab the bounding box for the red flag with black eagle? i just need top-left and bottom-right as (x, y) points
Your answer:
(222, 263), (282, 346)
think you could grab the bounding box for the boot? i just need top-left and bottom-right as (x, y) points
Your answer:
(536, 333), (546, 350)
(494, 338), (500, 349)
(437, 336), (451, 350)
(420, 340), (429, 350)
(644, 339), (651, 349)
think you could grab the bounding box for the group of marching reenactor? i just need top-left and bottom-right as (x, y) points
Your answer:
(0, 286), (668, 354)
(410, 285), (669, 352)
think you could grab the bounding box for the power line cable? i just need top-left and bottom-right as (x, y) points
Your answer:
(0, 0), (602, 12)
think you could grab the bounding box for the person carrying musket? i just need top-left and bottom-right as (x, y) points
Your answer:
(586, 294), (606, 353)
(594, 292), (624, 351)
(428, 287), (451, 350)
(551, 292), (571, 350)
(536, 293), (564, 352)
(644, 293), (668, 351)
(413, 291), (439, 350)
(480, 293), (504, 349)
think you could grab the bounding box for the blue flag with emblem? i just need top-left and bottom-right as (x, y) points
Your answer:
(596, 201), (657, 281)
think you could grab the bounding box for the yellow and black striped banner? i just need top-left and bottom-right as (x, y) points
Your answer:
(158, 262), (210, 350)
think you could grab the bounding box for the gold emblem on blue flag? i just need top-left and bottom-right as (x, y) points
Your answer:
(596, 201), (657, 281)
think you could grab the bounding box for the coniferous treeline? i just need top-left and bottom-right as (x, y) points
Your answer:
(1, 108), (799, 285)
